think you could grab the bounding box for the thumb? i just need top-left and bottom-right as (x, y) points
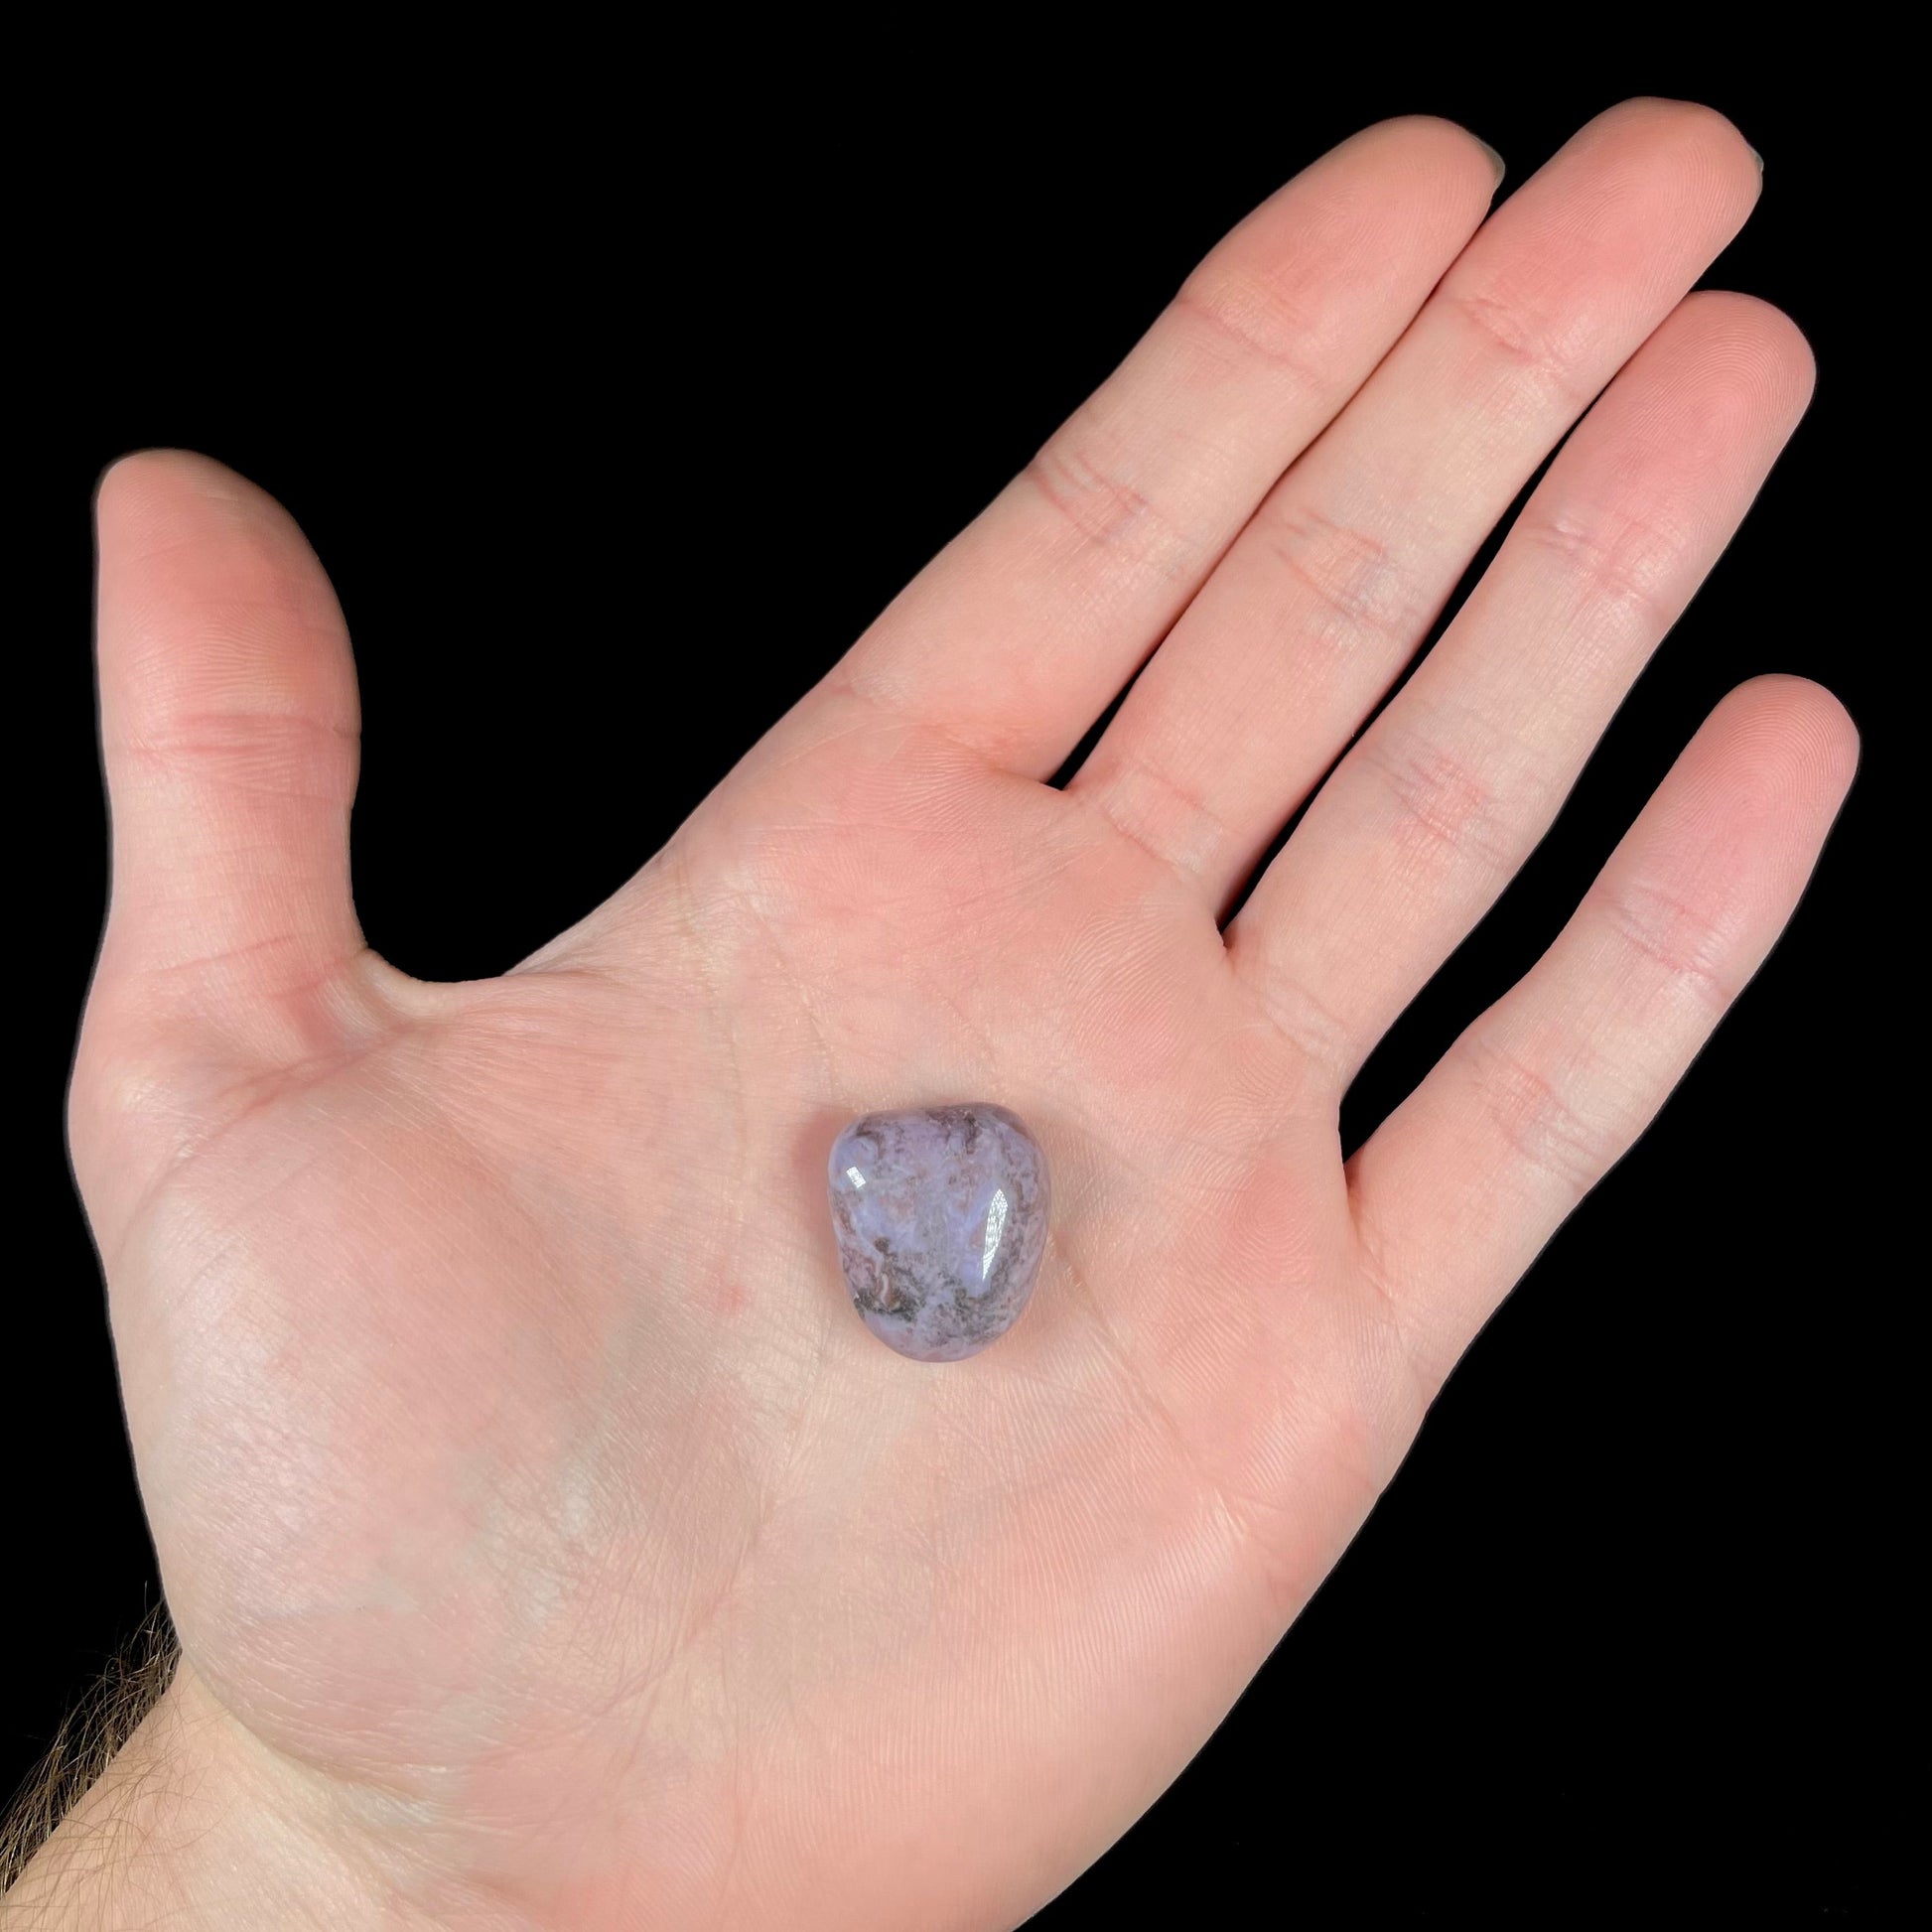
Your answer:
(76, 453), (376, 1201)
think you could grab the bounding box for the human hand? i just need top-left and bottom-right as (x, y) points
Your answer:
(30, 99), (1851, 1929)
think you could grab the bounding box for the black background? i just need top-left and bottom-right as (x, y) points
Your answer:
(19, 63), (1891, 1921)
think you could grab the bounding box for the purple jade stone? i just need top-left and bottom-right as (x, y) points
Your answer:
(827, 1104), (1050, 1362)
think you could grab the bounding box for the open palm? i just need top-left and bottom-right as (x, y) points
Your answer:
(61, 103), (1851, 1930)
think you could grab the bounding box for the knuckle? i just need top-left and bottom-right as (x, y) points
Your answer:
(1587, 875), (1739, 1014)
(1171, 268), (1332, 390)
(1353, 714), (1523, 882)
(1346, 1202), (1449, 1417)
(1079, 743), (1235, 884)
(1261, 503), (1422, 649)
(1513, 501), (1686, 629)
(1458, 1031), (1615, 1196)
(118, 706), (360, 806)
(1444, 283), (1596, 410)
(1232, 951), (1355, 1087)
(1021, 425), (1192, 581)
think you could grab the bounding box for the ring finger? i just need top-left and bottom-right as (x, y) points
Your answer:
(1228, 290), (1815, 1085)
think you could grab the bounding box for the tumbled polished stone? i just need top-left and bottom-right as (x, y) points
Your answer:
(827, 1104), (1050, 1362)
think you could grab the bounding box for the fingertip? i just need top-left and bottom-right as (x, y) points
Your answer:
(1690, 678), (1862, 847)
(1667, 291), (1817, 409)
(96, 449), (259, 532)
(1569, 97), (1764, 216)
(1726, 673), (1862, 788)
(98, 446), (198, 497)
(1354, 113), (1506, 192)
(95, 448), (162, 522)
(1600, 96), (1760, 171)
(93, 445), (349, 742)
(1313, 116), (1508, 235)
(96, 453), (314, 602)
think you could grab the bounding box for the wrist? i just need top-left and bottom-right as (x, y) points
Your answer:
(3, 1661), (391, 1930)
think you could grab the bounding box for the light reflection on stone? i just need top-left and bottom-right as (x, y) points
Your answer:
(827, 1106), (1049, 1362)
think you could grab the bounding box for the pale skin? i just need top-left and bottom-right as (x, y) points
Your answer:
(10, 100), (1854, 1929)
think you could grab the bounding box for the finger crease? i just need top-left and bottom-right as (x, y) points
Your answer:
(1587, 878), (1738, 1014)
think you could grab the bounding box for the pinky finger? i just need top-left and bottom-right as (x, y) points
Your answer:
(1347, 676), (1858, 1391)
